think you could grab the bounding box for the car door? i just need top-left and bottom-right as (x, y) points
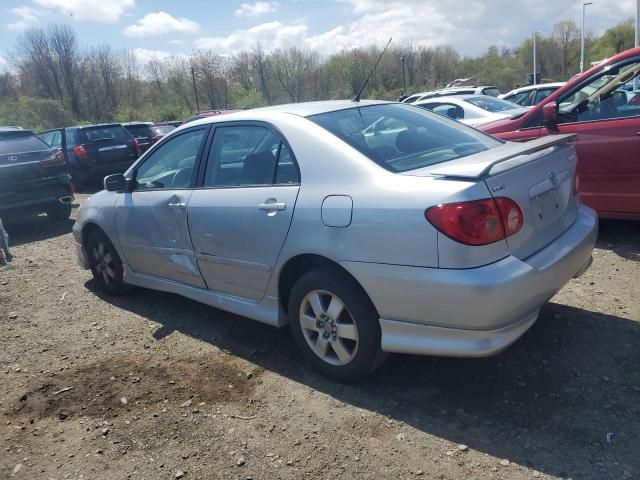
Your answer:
(544, 56), (640, 217)
(188, 123), (300, 300)
(114, 126), (209, 287)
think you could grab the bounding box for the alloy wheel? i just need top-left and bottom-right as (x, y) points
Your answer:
(92, 241), (116, 285)
(299, 290), (359, 366)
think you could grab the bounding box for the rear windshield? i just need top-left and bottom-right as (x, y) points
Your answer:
(124, 124), (155, 138)
(0, 131), (50, 155)
(464, 96), (521, 112)
(482, 87), (501, 97)
(309, 104), (501, 173)
(82, 125), (132, 143)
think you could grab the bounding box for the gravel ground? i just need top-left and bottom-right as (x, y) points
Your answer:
(0, 195), (639, 480)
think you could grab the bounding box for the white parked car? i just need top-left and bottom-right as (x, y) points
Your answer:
(401, 86), (501, 103)
(413, 95), (529, 127)
(500, 83), (565, 107)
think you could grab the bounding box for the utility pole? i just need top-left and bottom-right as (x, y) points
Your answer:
(400, 55), (406, 94)
(580, 2), (593, 73)
(533, 31), (537, 85)
(190, 66), (200, 112)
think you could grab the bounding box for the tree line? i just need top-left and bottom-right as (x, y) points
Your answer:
(0, 19), (636, 131)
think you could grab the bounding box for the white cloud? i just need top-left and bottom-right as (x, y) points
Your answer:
(0, 54), (9, 73)
(196, 20), (307, 53)
(123, 11), (200, 37)
(132, 48), (173, 65)
(198, 0), (638, 57)
(167, 39), (186, 46)
(235, 1), (279, 17)
(33, 0), (134, 23)
(7, 6), (43, 30)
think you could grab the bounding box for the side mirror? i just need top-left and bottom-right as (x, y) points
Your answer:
(542, 102), (558, 128)
(104, 173), (128, 192)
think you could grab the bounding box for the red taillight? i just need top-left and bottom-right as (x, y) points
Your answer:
(573, 174), (580, 197)
(73, 145), (88, 161)
(151, 134), (162, 142)
(133, 139), (141, 156)
(41, 150), (66, 167)
(425, 197), (523, 246)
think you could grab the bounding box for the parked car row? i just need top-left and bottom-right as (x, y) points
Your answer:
(38, 121), (177, 188)
(412, 95), (529, 127)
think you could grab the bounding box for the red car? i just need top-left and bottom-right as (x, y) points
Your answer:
(481, 47), (640, 220)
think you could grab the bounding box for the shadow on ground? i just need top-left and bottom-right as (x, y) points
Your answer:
(597, 219), (639, 262)
(87, 219), (640, 479)
(4, 216), (75, 247)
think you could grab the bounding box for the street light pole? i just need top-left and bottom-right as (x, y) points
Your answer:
(400, 55), (406, 94)
(533, 31), (537, 85)
(190, 66), (200, 112)
(580, 2), (593, 73)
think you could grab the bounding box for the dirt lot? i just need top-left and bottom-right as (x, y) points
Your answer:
(1, 195), (639, 480)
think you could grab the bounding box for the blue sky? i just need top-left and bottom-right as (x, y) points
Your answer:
(1, 0), (637, 70)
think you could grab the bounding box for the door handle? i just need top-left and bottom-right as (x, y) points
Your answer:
(168, 202), (186, 209)
(258, 202), (286, 212)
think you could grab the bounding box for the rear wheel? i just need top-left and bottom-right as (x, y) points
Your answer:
(45, 203), (72, 222)
(87, 230), (131, 295)
(288, 267), (386, 382)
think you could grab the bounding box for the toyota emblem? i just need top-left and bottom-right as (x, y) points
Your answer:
(7, 155), (18, 163)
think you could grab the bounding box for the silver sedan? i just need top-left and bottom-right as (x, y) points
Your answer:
(73, 100), (597, 382)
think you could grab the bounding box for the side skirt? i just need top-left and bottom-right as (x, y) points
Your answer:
(123, 265), (285, 327)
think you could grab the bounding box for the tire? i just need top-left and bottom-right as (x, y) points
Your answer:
(46, 203), (72, 222)
(86, 229), (131, 296)
(288, 266), (387, 382)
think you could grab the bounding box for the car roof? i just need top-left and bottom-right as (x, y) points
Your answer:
(122, 121), (153, 126)
(0, 126), (25, 132)
(505, 82), (565, 95)
(189, 100), (392, 125)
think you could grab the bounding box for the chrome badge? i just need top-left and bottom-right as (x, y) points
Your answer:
(7, 155), (18, 163)
(548, 170), (558, 186)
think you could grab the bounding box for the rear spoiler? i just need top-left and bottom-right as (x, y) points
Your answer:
(429, 134), (577, 180)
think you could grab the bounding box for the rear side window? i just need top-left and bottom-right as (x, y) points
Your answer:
(125, 124), (154, 138)
(82, 126), (132, 143)
(482, 87), (501, 97)
(204, 125), (298, 187)
(0, 131), (50, 155)
(309, 104), (500, 173)
(505, 91), (532, 106)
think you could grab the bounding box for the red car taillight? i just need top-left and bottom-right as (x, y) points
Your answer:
(40, 150), (66, 167)
(425, 197), (523, 246)
(133, 139), (141, 156)
(73, 145), (88, 161)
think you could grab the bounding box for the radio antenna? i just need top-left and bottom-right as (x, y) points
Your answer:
(352, 37), (393, 102)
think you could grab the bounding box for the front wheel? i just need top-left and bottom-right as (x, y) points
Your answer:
(86, 230), (131, 296)
(288, 267), (386, 382)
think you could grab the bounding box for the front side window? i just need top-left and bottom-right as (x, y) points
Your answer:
(309, 104), (501, 173)
(204, 125), (297, 187)
(558, 60), (640, 123)
(134, 129), (206, 190)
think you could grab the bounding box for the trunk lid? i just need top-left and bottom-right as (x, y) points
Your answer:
(405, 134), (579, 259)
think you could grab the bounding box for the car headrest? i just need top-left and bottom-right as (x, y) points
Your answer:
(244, 151), (276, 185)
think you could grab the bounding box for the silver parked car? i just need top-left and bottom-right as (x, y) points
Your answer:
(73, 100), (597, 382)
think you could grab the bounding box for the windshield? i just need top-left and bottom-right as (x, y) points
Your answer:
(464, 96), (522, 112)
(309, 104), (501, 173)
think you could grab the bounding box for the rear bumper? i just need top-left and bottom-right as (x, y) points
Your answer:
(341, 204), (598, 357)
(0, 175), (74, 216)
